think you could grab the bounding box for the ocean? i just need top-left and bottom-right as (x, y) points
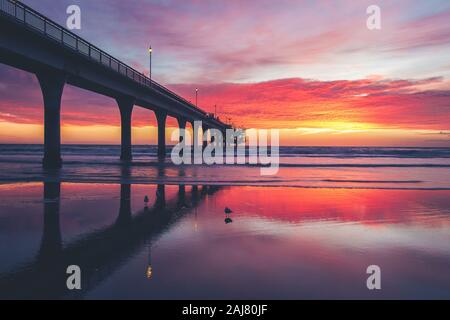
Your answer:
(0, 144), (449, 299)
(1, 144), (450, 189)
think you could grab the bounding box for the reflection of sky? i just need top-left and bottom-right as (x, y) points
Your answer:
(1, 182), (449, 298)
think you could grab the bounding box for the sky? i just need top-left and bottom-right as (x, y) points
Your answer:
(1, 0), (450, 146)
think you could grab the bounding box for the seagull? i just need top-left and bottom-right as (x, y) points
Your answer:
(224, 207), (232, 214)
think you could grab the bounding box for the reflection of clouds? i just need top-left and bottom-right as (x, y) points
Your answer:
(242, 218), (450, 256)
(194, 187), (450, 255)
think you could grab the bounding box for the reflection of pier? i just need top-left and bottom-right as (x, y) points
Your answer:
(0, 182), (220, 299)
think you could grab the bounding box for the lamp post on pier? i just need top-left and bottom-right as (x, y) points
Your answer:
(195, 88), (199, 107)
(148, 46), (153, 87)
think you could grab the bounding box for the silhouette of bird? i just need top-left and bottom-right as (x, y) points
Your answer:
(224, 217), (233, 224)
(224, 207), (233, 214)
(144, 195), (149, 206)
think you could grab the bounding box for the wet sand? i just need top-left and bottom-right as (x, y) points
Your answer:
(0, 182), (449, 299)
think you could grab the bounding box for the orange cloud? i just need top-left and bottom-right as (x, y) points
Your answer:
(169, 77), (450, 131)
(1, 67), (449, 146)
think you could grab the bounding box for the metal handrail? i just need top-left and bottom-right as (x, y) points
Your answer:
(0, 0), (226, 123)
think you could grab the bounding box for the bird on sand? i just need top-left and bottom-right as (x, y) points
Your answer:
(224, 207), (233, 214)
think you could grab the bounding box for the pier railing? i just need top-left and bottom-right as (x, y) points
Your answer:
(0, 0), (211, 118)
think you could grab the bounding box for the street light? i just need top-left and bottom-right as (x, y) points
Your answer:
(148, 46), (153, 87)
(195, 88), (199, 107)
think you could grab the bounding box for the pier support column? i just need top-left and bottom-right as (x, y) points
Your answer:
(155, 111), (167, 160)
(191, 121), (201, 163)
(117, 97), (134, 162)
(202, 124), (209, 151)
(177, 118), (187, 143)
(222, 130), (227, 149)
(177, 117), (187, 157)
(37, 72), (66, 169)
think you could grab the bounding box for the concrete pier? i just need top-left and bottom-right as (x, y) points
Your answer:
(0, 1), (231, 168)
(156, 111), (167, 159)
(202, 124), (209, 151)
(117, 97), (134, 161)
(37, 72), (66, 169)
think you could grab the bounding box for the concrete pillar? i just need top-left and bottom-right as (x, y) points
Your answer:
(210, 128), (217, 157)
(202, 124), (209, 151)
(177, 117), (187, 158)
(191, 121), (200, 163)
(177, 118), (187, 142)
(191, 121), (198, 148)
(222, 130), (227, 149)
(117, 97), (134, 161)
(155, 111), (167, 159)
(37, 72), (66, 169)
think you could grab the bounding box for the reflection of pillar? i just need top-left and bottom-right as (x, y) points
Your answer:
(117, 97), (134, 161)
(208, 185), (218, 194)
(37, 71), (66, 169)
(155, 184), (166, 208)
(116, 184), (131, 226)
(192, 185), (199, 206)
(155, 111), (167, 160)
(157, 164), (165, 178)
(177, 185), (186, 208)
(38, 181), (62, 260)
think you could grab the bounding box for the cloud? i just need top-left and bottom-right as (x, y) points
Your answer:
(20, 0), (450, 83)
(1, 60), (448, 131)
(3, 1), (450, 136)
(169, 77), (450, 130)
